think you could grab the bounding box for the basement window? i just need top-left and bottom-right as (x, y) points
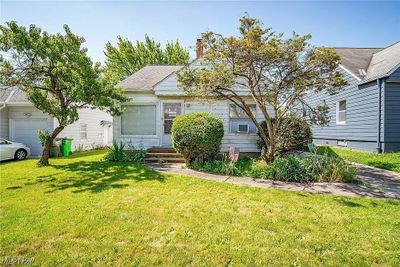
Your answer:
(336, 100), (346, 124)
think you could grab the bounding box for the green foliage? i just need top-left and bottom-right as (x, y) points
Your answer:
(37, 129), (51, 147)
(0, 21), (127, 165)
(103, 35), (189, 85)
(246, 160), (274, 179)
(188, 155), (252, 176)
(177, 15), (347, 162)
(271, 156), (313, 183)
(172, 112), (224, 162)
(258, 116), (313, 154)
(104, 140), (145, 163)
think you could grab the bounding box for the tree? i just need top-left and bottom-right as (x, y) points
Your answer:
(103, 35), (189, 84)
(0, 21), (127, 166)
(177, 16), (347, 162)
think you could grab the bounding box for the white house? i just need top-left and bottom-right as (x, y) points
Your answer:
(0, 87), (113, 155)
(113, 42), (271, 153)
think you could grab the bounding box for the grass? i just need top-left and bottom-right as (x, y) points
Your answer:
(317, 146), (400, 173)
(1, 150), (399, 266)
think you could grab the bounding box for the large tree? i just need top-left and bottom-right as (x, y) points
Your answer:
(177, 16), (347, 162)
(104, 35), (189, 84)
(0, 21), (127, 166)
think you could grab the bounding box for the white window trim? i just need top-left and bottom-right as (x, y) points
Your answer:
(79, 123), (88, 140)
(120, 104), (158, 137)
(336, 100), (346, 125)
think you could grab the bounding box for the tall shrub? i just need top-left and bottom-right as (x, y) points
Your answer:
(172, 112), (224, 162)
(258, 116), (312, 155)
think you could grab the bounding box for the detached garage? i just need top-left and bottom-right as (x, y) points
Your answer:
(0, 86), (113, 156)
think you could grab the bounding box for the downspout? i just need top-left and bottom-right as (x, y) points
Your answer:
(0, 103), (6, 110)
(376, 79), (382, 153)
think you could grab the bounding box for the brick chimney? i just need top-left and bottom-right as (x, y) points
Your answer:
(196, 38), (204, 59)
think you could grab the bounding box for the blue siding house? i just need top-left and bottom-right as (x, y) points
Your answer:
(308, 42), (400, 153)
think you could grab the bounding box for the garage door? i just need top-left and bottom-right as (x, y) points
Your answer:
(11, 119), (48, 156)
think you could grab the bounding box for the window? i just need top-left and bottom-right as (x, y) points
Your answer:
(121, 105), (156, 135)
(229, 104), (256, 133)
(336, 100), (346, 124)
(79, 124), (87, 140)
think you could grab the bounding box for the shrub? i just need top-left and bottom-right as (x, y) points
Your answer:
(246, 160), (274, 179)
(104, 140), (144, 163)
(271, 155), (314, 183)
(258, 116), (312, 155)
(172, 112), (224, 162)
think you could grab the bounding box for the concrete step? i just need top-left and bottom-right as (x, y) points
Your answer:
(145, 157), (185, 163)
(147, 147), (176, 153)
(145, 152), (182, 158)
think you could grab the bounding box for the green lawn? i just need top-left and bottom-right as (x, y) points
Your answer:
(1, 151), (399, 266)
(317, 146), (400, 173)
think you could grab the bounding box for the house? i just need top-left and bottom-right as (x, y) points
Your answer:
(0, 87), (113, 156)
(114, 40), (400, 154)
(307, 41), (400, 153)
(113, 41), (269, 153)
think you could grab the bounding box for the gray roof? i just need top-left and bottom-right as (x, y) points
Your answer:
(118, 65), (183, 91)
(0, 86), (29, 103)
(362, 41), (400, 83)
(335, 41), (400, 83)
(334, 48), (382, 80)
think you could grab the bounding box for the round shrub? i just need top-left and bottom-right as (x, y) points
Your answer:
(258, 116), (312, 155)
(172, 112), (224, 162)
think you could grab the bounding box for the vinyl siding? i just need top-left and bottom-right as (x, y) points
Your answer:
(383, 81), (400, 152)
(0, 107), (9, 139)
(306, 69), (382, 152)
(388, 66), (400, 82)
(56, 108), (112, 150)
(113, 93), (273, 152)
(8, 106), (53, 130)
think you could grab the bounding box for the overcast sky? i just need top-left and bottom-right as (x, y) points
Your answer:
(1, 1), (399, 63)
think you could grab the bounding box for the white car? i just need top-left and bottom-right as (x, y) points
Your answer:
(0, 138), (31, 161)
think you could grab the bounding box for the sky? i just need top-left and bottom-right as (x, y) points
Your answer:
(1, 1), (399, 63)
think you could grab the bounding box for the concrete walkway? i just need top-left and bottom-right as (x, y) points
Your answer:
(146, 163), (400, 199)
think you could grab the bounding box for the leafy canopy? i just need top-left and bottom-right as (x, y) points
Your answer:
(0, 21), (127, 165)
(104, 35), (189, 84)
(177, 16), (347, 162)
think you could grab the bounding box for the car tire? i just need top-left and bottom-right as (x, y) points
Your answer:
(14, 149), (27, 160)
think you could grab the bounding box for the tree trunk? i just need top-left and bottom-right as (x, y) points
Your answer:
(38, 125), (65, 166)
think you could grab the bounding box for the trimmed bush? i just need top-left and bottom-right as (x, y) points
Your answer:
(172, 112), (224, 162)
(258, 116), (312, 155)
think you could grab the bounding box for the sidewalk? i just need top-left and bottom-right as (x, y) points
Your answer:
(146, 163), (400, 199)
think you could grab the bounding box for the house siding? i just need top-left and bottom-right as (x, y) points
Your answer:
(383, 81), (400, 152)
(0, 107), (9, 139)
(388, 66), (400, 82)
(56, 108), (112, 150)
(113, 93), (273, 152)
(307, 69), (382, 152)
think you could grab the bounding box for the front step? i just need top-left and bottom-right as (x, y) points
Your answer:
(145, 148), (185, 163)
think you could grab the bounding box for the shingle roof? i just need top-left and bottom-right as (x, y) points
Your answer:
(335, 41), (400, 83)
(334, 48), (382, 80)
(362, 41), (400, 83)
(117, 65), (183, 91)
(0, 86), (29, 103)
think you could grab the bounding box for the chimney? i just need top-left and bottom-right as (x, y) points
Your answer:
(196, 38), (204, 59)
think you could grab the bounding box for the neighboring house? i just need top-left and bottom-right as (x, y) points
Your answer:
(113, 42), (271, 153)
(307, 41), (400, 153)
(0, 87), (113, 156)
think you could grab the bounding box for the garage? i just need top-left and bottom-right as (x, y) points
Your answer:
(10, 119), (49, 156)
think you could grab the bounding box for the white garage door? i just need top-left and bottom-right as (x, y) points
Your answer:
(11, 119), (48, 156)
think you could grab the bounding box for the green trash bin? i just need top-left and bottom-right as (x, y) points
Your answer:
(60, 138), (73, 157)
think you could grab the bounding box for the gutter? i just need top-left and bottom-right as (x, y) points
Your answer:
(376, 79), (384, 153)
(0, 103), (6, 110)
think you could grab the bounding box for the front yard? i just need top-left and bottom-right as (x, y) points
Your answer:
(1, 150), (399, 266)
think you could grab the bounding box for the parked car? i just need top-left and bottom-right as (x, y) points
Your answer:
(0, 138), (31, 161)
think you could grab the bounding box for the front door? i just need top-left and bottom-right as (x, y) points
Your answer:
(162, 102), (182, 147)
